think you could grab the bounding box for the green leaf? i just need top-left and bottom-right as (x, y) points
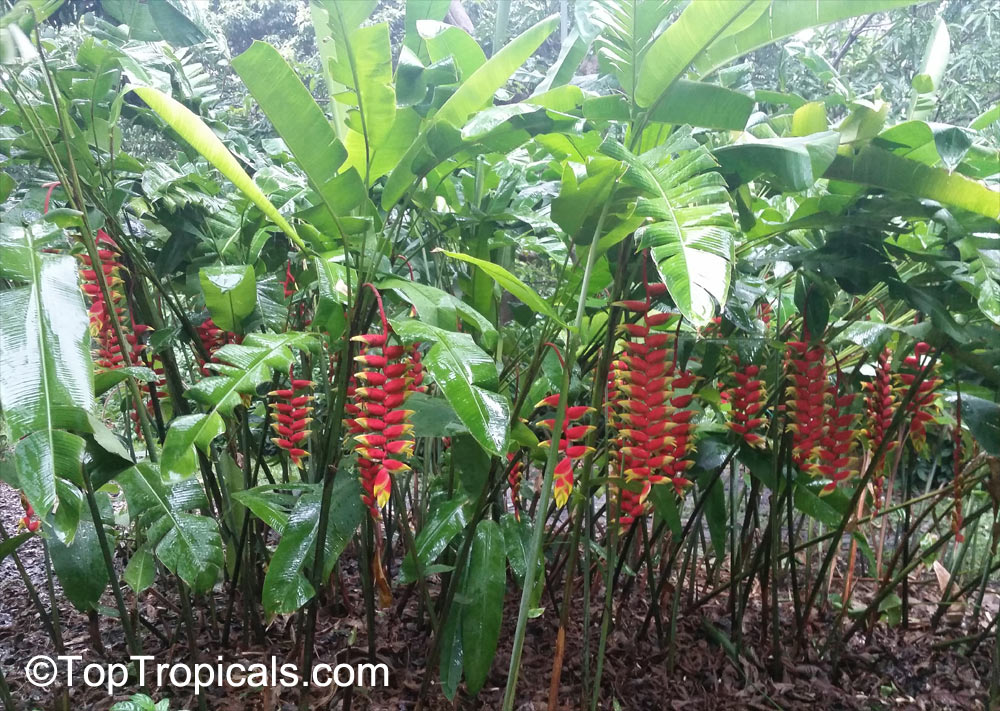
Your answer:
(551, 157), (621, 238)
(199, 265), (257, 333)
(400, 495), (468, 583)
(160, 413), (224, 482)
(404, 1), (451, 53)
(420, 20), (486, 78)
(791, 101), (828, 137)
(954, 394), (1000, 456)
(602, 131), (738, 326)
(94, 366), (158, 396)
(117, 462), (223, 594)
(15, 430), (85, 522)
(232, 42), (349, 215)
(824, 145), (1000, 220)
(393, 321), (510, 456)
(379, 276), (498, 348)
(439, 582), (464, 700)
(692, 0), (927, 79)
(49, 519), (108, 612)
(161, 333), (316, 480)
(103, 0), (209, 45)
(130, 86), (305, 251)
(500, 512), (531, 584)
(436, 249), (567, 328)
(461, 519), (505, 695)
(908, 15), (949, 121)
(262, 475), (362, 615)
(714, 131), (840, 191)
(0, 532), (32, 563)
(0, 249), (94, 442)
(122, 546), (156, 593)
(635, 0), (756, 109)
(382, 15), (557, 207)
(232, 486), (294, 533)
(0, 172), (14, 202)
(971, 104), (1000, 130)
(406, 392), (468, 438)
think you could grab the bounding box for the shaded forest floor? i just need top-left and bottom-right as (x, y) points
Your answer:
(1, 482), (994, 710)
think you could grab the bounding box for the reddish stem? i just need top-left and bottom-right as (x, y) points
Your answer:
(542, 341), (566, 369)
(363, 282), (389, 337)
(42, 181), (61, 214)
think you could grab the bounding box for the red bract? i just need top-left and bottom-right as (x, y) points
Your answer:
(269, 369), (313, 468)
(611, 293), (700, 527)
(346, 287), (415, 519)
(862, 348), (897, 509)
(507, 453), (524, 521)
(197, 318), (239, 375)
(785, 338), (828, 471)
(79, 230), (128, 370)
(726, 356), (767, 448)
(815, 387), (859, 495)
(536, 393), (595, 509)
(19, 498), (40, 533)
(896, 342), (940, 450)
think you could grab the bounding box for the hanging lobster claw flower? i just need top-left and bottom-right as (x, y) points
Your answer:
(270, 368), (313, 468)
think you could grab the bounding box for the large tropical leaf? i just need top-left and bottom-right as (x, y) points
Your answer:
(393, 321), (510, 456)
(0, 233), (93, 522)
(593, 0), (679, 105)
(130, 86), (307, 251)
(635, 0), (756, 110)
(824, 145), (1000, 220)
(117, 462), (223, 594)
(160, 332), (317, 481)
(261, 476), (363, 615)
(435, 250), (567, 328)
(310, 2), (396, 181)
(382, 15), (558, 207)
(713, 131), (840, 191)
(232, 41), (352, 212)
(49, 518), (108, 612)
(199, 265), (257, 333)
(602, 130), (738, 325)
(691, 0), (929, 79)
(461, 519), (505, 695)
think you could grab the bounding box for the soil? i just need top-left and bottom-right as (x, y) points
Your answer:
(0, 481), (994, 711)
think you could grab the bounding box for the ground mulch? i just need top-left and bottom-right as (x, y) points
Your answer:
(1, 481), (993, 710)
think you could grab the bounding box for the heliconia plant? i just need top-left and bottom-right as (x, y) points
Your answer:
(536, 394), (595, 509)
(347, 286), (414, 519)
(785, 334), (829, 472)
(269, 368), (314, 469)
(726, 357), (768, 448)
(897, 341), (942, 450)
(863, 347), (897, 509)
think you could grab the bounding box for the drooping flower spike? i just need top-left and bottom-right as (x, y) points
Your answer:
(18, 497), (40, 533)
(896, 341), (941, 451)
(269, 367), (314, 468)
(726, 355), (767, 448)
(862, 348), (897, 509)
(536, 393), (595, 509)
(346, 284), (415, 519)
(507, 452), (525, 521)
(784, 333), (828, 471)
(197, 318), (240, 376)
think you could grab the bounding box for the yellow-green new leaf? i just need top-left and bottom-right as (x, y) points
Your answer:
(130, 86), (307, 252)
